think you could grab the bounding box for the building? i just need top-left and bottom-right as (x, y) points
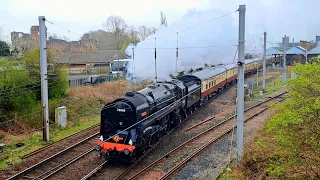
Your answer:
(10, 26), (43, 53)
(266, 36), (320, 66)
(30, 26), (40, 41)
(11, 26), (97, 53)
(58, 51), (129, 74)
(48, 33), (97, 53)
(282, 36), (290, 47)
(316, 36), (320, 43)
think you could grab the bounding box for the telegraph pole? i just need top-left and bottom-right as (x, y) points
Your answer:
(282, 35), (287, 82)
(39, 16), (49, 142)
(117, 35), (120, 80)
(305, 51), (308, 63)
(262, 32), (267, 92)
(236, 4), (246, 162)
(154, 38), (157, 82)
(132, 46), (135, 72)
(283, 35), (287, 69)
(176, 32), (179, 75)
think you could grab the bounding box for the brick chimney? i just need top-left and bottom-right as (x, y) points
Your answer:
(30, 26), (40, 41)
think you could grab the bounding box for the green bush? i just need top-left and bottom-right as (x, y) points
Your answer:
(0, 47), (68, 128)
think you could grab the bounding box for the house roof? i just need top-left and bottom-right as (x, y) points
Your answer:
(266, 47), (283, 55)
(286, 46), (306, 55)
(57, 51), (129, 64)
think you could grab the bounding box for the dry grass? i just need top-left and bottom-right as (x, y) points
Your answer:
(68, 80), (150, 103)
(1, 80), (150, 142)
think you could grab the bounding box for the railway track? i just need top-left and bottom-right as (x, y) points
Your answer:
(8, 82), (232, 180)
(7, 76), (282, 180)
(121, 92), (286, 180)
(79, 86), (234, 180)
(7, 133), (100, 180)
(22, 124), (100, 159)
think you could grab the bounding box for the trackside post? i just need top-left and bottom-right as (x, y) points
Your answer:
(39, 16), (49, 142)
(236, 4), (246, 162)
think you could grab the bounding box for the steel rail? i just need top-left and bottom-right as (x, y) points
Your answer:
(36, 148), (95, 180)
(22, 124), (99, 159)
(7, 133), (99, 180)
(159, 96), (286, 180)
(127, 92), (286, 180)
(81, 86), (229, 180)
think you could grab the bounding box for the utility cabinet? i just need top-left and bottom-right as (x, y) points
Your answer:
(55, 106), (67, 127)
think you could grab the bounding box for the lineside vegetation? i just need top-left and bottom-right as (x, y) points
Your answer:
(0, 77), (149, 170)
(221, 58), (320, 179)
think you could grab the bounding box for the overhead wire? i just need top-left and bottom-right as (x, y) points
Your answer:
(1, 9), (252, 137)
(155, 10), (238, 40)
(135, 45), (238, 50)
(45, 19), (83, 37)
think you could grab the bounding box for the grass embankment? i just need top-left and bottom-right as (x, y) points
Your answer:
(0, 80), (149, 170)
(219, 60), (320, 179)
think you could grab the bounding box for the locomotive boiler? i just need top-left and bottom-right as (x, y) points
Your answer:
(96, 79), (201, 162)
(95, 59), (264, 163)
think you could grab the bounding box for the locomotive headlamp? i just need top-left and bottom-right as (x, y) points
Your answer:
(95, 145), (101, 151)
(124, 148), (130, 155)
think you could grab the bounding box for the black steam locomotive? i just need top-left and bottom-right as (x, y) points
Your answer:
(96, 78), (201, 162)
(95, 59), (263, 163)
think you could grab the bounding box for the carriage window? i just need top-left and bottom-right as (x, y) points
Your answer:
(206, 84), (208, 89)
(214, 80), (216, 85)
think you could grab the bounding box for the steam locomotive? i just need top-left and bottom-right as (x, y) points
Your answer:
(95, 59), (263, 163)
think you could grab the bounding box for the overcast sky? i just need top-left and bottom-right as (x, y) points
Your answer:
(1, 0), (319, 45)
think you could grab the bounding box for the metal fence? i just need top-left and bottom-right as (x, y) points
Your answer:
(69, 74), (116, 88)
(69, 67), (110, 75)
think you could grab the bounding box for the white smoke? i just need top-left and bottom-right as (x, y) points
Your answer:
(126, 8), (261, 80)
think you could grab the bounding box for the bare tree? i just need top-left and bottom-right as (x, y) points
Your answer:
(11, 38), (36, 57)
(138, 26), (149, 41)
(127, 26), (139, 44)
(160, 11), (168, 26)
(150, 27), (157, 34)
(103, 15), (128, 38)
(138, 26), (156, 41)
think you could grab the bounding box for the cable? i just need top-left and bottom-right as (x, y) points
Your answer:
(156, 10), (238, 39)
(45, 19), (83, 37)
(135, 45), (238, 50)
(0, 110), (43, 126)
(98, 59), (265, 128)
(0, 76), (62, 94)
(0, 78), (63, 97)
(0, 59), (263, 131)
(101, 86), (202, 142)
